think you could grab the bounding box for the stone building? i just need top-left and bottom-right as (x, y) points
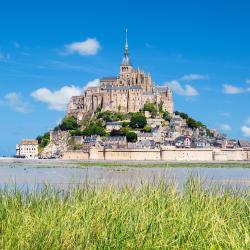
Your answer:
(16, 139), (38, 159)
(67, 31), (174, 120)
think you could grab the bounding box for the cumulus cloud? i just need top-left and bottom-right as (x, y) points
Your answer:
(220, 123), (232, 132)
(3, 92), (31, 113)
(65, 38), (100, 56)
(180, 74), (208, 81)
(241, 126), (250, 137)
(83, 79), (100, 90)
(166, 80), (199, 96)
(31, 85), (82, 111)
(222, 84), (245, 94)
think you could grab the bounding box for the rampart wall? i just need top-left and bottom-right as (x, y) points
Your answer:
(63, 148), (250, 161)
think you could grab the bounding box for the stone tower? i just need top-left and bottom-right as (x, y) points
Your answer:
(120, 29), (133, 82)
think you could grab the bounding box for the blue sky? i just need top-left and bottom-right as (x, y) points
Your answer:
(1, 0), (250, 155)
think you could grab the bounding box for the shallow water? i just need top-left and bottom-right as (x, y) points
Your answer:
(0, 159), (249, 191)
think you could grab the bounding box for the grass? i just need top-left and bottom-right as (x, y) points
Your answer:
(78, 161), (250, 168)
(0, 178), (249, 249)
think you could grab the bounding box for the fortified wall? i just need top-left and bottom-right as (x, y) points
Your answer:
(63, 148), (250, 161)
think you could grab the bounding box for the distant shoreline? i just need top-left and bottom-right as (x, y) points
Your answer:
(1, 158), (250, 168)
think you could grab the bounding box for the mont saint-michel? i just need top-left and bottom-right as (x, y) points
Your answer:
(67, 31), (173, 119)
(16, 33), (250, 161)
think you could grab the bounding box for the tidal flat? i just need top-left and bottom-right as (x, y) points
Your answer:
(0, 158), (250, 190)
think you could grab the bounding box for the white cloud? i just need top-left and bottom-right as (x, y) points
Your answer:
(220, 123), (232, 132)
(223, 84), (245, 94)
(83, 79), (100, 90)
(65, 38), (100, 56)
(180, 74), (208, 81)
(246, 79), (250, 84)
(4, 92), (31, 113)
(241, 126), (250, 137)
(166, 80), (199, 96)
(31, 85), (82, 111)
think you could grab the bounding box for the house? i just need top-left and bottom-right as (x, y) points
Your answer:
(224, 139), (237, 149)
(175, 136), (192, 148)
(83, 135), (101, 150)
(238, 140), (250, 149)
(105, 122), (122, 132)
(128, 140), (157, 149)
(103, 136), (127, 149)
(137, 132), (154, 141)
(16, 139), (38, 159)
(193, 138), (210, 148)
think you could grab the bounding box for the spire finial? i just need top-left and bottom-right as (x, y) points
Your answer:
(125, 28), (128, 51)
(125, 28), (128, 48)
(121, 28), (131, 65)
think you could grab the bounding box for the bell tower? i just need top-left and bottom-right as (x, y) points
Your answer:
(120, 29), (132, 81)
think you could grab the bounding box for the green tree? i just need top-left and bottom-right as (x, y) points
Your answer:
(37, 132), (50, 148)
(126, 131), (137, 142)
(122, 121), (130, 127)
(163, 111), (171, 122)
(143, 125), (152, 133)
(59, 116), (79, 131)
(82, 122), (106, 136)
(130, 112), (147, 129)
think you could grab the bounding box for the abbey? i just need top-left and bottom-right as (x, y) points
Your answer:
(67, 31), (174, 120)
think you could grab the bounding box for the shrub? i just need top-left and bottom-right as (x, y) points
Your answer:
(130, 112), (147, 129)
(126, 131), (137, 142)
(36, 132), (50, 148)
(59, 116), (79, 131)
(143, 125), (152, 133)
(163, 111), (171, 122)
(82, 122), (106, 136)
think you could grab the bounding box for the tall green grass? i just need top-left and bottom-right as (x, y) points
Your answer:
(0, 179), (249, 249)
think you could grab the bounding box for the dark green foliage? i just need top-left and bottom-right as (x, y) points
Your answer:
(143, 102), (157, 118)
(126, 131), (137, 142)
(110, 129), (123, 136)
(143, 125), (152, 133)
(175, 111), (205, 130)
(59, 116), (79, 131)
(36, 132), (50, 148)
(130, 112), (147, 129)
(82, 121), (106, 136)
(70, 130), (85, 136)
(122, 121), (130, 127)
(97, 111), (125, 122)
(186, 118), (204, 129)
(163, 111), (171, 122)
(110, 128), (137, 142)
(158, 101), (163, 113)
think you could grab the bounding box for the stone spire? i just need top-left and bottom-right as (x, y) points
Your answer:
(121, 28), (131, 65)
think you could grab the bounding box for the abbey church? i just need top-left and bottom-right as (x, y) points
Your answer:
(67, 31), (174, 120)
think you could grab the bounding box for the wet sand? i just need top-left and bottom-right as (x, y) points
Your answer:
(0, 158), (249, 190)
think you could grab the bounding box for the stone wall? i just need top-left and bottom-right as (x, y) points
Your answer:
(62, 148), (250, 161)
(104, 148), (161, 161)
(161, 148), (213, 161)
(63, 151), (89, 160)
(213, 149), (248, 161)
